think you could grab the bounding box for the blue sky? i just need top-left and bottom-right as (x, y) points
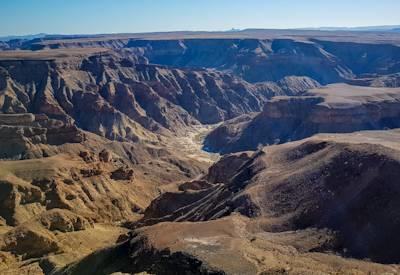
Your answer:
(1, 0), (399, 36)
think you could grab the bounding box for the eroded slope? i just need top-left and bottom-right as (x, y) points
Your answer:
(61, 130), (400, 274)
(205, 84), (400, 153)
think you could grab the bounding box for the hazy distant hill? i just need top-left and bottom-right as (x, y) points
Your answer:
(2, 25), (400, 42)
(0, 33), (47, 41)
(299, 25), (400, 32)
(0, 33), (105, 42)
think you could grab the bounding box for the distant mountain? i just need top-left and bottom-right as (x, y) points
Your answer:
(299, 25), (400, 32)
(0, 33), (48, 42)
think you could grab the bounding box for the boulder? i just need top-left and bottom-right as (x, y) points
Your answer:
(99, 149), (113, 162)
(111, 167), (134, 181)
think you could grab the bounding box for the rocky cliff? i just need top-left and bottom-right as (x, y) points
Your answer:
(0, 113), (84, 159)
(0, 50), (316, 143)
(205, 84), (400, 153)
(127, 38), (400, 84)
(4, 31), (399, 86)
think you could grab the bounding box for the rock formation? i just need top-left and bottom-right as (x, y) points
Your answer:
(110, 167), (134, 181)
(205, 84), (400, 153)
(0, 51), (299, 141)
(126, 37), (400, 84)
(0, 113), (84, 159)
(60, 130), (400, 274)
(16, 33), (400, 85)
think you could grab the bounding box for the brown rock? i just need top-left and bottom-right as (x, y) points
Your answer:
(79, 151), (95, 163)
(39, 209), (93, 233)
(80, 168), (102, 178)
(99, 149), (113, 162)
(2, 226), (61, 259)
(205, 84), (400, 153)
(111, 167), (134, 181)
(178, 180), (214, 191)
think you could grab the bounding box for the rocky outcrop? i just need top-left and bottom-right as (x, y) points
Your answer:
(61, 215), (400, 275)
(38, 209), (93, 232)
(57, 232), (225, 275)
(98, 149), (113, 162)
(80, 167), (102, 177)
(0, 179), (44, 226)
(205, 84), (400, 153)
(0, 209), (92, 260)
(0, 113), (84, 159)
(2, 225), (61, 259)
(134, 151), (261, 227)
(110, 167), (134, 181)
(370, 73), (400, 87)
(277, 76), (321, 95)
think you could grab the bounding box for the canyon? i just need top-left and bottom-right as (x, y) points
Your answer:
(0, 30), (400, 274)
(205, 84), (400, 153)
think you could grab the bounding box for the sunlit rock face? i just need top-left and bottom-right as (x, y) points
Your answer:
(205, 84), (400, 153)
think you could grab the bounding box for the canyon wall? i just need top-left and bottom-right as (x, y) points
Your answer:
(205, 84), (400, 153)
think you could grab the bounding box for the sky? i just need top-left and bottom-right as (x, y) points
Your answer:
(1, 0), (400, 36)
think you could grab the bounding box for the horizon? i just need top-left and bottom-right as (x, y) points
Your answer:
(2, 24), (400, 39)
(1, 0), (400, 36)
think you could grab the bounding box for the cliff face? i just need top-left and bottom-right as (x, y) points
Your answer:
(127, 38), (346, 84)
(0, 113), (84, 159)
(35, 36), (396, 84)
(6, 33), (399, 86)
(127, 38), (400, 84)
(314, 40), (400, 76)
(204, 84), (400, 153)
